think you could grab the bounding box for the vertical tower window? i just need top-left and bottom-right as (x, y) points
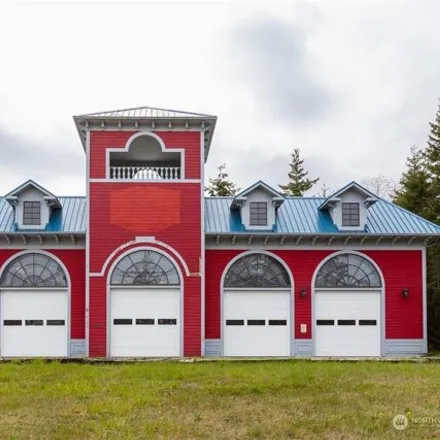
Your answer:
(250, 202), (268, 226)
(341, 203), (360, 227)
(23, 201), (41, 225)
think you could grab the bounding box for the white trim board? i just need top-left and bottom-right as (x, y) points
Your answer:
(89, 238), (191, 278)
(90, 179), (201, 184)
(0, 244), (86, 250)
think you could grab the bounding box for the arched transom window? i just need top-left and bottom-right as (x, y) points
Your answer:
(315, 253), (381, 288)
(0, 253), (68, 288)
(224, 253), (291, 288)
(110, 250), (180, 286)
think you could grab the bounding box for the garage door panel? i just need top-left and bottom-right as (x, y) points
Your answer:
(1, 290), (68, 357)
(315, 290), (380, 356)
(110, 288), (180, 357)
(316, 292), (379, 319)
(224, 290), (291, 357)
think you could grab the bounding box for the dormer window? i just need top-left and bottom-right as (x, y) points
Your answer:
(4, 180), (61, 230)
(230, 181), (285, 231)
(23, 201), (41, 225)
(342, 202), (360, 227)
(250, 202), (268, 226)
(318, 182), (377, 231)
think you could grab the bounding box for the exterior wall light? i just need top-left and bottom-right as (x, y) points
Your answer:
(402, 288), (409, 299)
(300, 289), (307, 297)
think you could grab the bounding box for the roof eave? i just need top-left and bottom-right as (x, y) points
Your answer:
(73, 114), (217, 161)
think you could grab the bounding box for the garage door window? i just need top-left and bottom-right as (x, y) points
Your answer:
(3, 320), (22, 326)
(25, 320), (43, 326)
(224, 254), (291, 288)
(316, 320), (334, 326)
(269, 320), (287, 326)
(337, 320), (356, 326)
(315, 253), (381, 288)
(0, 253), (67, 288)
(111, 250), (180, 286)
(113, 319), (133, 325)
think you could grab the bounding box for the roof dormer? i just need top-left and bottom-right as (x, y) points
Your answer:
(319, 181), (377, 231)
(231, 181), (285, 231)
(5, 180), (61, 231)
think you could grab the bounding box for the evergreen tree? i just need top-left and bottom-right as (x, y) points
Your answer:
(205, 164), (240, 196)
(393, 146), (430, 218)
(424, 99), (440, 222)
(279, 149), (319, 196)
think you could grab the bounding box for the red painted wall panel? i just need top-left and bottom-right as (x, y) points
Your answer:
(0, 249), (85, 339)
(366, 250), (423, 339)
(89, 131), (201, 180)
(89, 183), (201, 273)
(205, 249), (423, 341)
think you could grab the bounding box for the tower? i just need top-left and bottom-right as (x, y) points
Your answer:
(74, 106), (216, 357)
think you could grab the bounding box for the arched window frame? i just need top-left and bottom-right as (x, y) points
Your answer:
(110, 249), (181, 286)
(224, 253), (291, 288)
(0, 252), (68, 288)
(314, 253), (382, 288)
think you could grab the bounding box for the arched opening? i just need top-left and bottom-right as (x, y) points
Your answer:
(109, 134), (182, 180)
(108, 249), (182, 357)
(222, 252), (292, 357)
(0, 252), (69, 357)
(313, 252), (383, 357)
(315, 253), (382, 288)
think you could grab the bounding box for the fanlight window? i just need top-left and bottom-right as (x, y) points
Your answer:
(0, 253), (67, 288)
(224, 254), (291, 288)
(111, 250), (180, 286)
(315, 253), (381, 288)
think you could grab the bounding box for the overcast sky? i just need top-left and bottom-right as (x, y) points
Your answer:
(1, 0), (440, 196)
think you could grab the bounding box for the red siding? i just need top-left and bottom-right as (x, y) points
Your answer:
(89, 183), (201, 273)
(89, 131), (201, 180)
(88, 130), (203, 357)
(366, 250), (423, 339)
(0, 249), (85, 339)
(205, 249), (423, 340)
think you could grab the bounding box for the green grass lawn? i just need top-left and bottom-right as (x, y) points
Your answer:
(1, 360), (440, 439)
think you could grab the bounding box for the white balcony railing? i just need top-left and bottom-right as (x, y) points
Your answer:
(109, 166), (181, 180)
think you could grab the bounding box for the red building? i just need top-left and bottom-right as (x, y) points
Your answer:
(0, 105), (438, 358)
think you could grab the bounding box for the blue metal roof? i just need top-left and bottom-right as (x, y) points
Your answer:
(205, 197), (440, 235)
(1, 193), (439, 236)
(0, 197), (87, 233)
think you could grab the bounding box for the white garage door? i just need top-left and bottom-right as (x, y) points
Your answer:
(314, 291), (380, 356)
(224, 290), (291, 357)
(110, 288), (180, 357)
(0, 290), (68, 357)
